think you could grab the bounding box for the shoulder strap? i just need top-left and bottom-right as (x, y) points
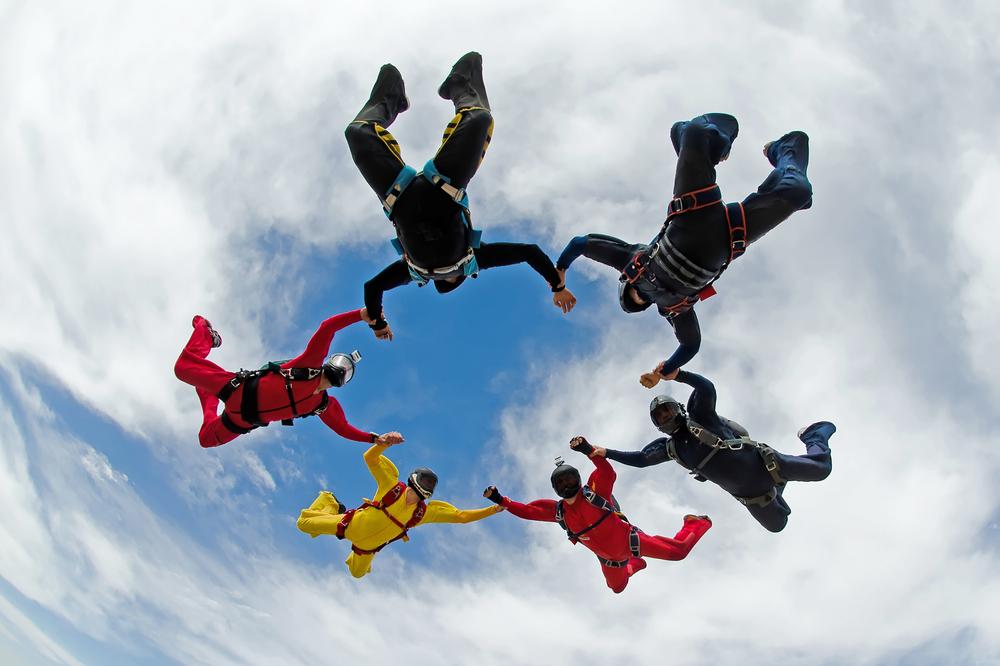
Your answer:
(723, 202), (747, 266)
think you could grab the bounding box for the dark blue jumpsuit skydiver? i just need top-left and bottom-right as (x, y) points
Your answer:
(603, 370), (835, 533)
(345, 53), (574, 337)
(556, 114), (813, 379)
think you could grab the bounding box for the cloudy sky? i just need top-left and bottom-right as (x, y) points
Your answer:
(2, 1), (999, 664)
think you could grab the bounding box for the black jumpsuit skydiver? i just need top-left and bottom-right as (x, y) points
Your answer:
(556, 114), (813, 376)
(603, 370), (835, 533)
(346, 53), (563, 327)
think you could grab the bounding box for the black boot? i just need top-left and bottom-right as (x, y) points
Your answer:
(437, 51), (490, 111)
(353, 63), (410, 126)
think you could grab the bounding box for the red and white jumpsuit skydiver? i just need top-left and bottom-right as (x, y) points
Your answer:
(174, 310), (401, 448)
(484, 438), (712, 594)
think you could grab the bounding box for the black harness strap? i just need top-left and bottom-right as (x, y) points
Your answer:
(220, 411), (255, 435)
(666, 184), (722, 219)
(595, 527), (642, 568)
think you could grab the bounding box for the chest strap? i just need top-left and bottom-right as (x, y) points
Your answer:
(335, 481), (427, 554)
(680, 419), (786, 486)
(217, 364), (327, 432)
(556, 486), (628, 544)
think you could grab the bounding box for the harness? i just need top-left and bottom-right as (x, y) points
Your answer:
(216, 362), (329, 434)
(620, 183), (747, 318)
(334, 481), (427, 556)
(382, 160), (484, 286)
(667, 419), (785, 507)
(555, 486), (641, 568)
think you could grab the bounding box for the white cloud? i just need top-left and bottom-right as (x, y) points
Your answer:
(2, 1), (1000, 664)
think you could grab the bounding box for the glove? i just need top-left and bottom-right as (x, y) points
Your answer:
(569, 436), (594, 456)
(483, 486), (504, 505)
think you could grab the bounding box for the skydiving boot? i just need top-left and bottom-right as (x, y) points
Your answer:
(797, 421), (836, 451)
(320, 490), (348, 515)
(763, 130), (812, 209)
(670, 113), (739, 161)
(437, 51), (490, 111)
(192, 315), (222, 348)
(353, 64), (410, 126)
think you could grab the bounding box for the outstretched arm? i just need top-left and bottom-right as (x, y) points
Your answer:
(420, 500), (505, 525)
(569, 436), (616, 497)
(675, 369), (719, 419)
(660, 309), (701, 375)
(477, 242), (575, 313)
(604, 438), (672, 468)
(318, 398), (376, 443)
(485, 489), (558, 523)
(284, 310), (363, 368)
(362, 441), (402, 497)
(639, 308), (702, 388)
(475, 242), (562, 288)
(363, 261), (411, 337)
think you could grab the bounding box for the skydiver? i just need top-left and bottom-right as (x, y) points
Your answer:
(174, 309), (401, 448)
(555, 114), (813, 385)
(484, 437), (712, 594)
(296, 438), (504, 578)
(346, 52), (577, 341)
(597, 368), (835, 533)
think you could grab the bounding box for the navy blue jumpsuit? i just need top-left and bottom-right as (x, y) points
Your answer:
(604, 370), (835, 532)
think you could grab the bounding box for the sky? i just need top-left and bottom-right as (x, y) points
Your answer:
(2, 0), (999, 664)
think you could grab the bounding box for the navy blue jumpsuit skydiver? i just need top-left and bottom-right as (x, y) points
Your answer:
(556, 114), (813, 377)
(603, 370), (835, 533)
(345, 53), (568, 332)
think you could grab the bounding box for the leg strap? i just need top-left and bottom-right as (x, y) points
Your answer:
(733, 487), (780, 507)
(220, 411), (255, 435)
(666, 184), (722, 219)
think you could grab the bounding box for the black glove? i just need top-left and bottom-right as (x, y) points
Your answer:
(569, 436), (594, 456)
(483, 486), (504, 505)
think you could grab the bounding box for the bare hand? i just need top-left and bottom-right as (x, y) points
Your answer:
(553, 288), (577, 314)
(373, 323), (394, 341)
(376, 432), (404, 446)
(592, 446), (607, 458)
(360, 307), (376, 325)
(639, 371), (662, 389)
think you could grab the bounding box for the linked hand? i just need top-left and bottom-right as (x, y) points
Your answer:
(483, 486), (504, 505)
(373, 322), (394, 341)
(569, 436), (594, 456)
(639, 371), (662, 389)
(640, 362), (676, 388)
(360, 307), (375, 325)
(376, 432), (404, 446)
(553, 288), (577, 314)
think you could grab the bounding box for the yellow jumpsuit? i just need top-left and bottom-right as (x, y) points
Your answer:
(297, 443), (501, 578)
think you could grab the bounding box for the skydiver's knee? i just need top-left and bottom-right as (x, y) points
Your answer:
(459, 107), (493, 131)
(344, 121), (370, 145)
(198, 428), (225, 449)
(608, 581), (627, 594)
(781, 176), (813, 209)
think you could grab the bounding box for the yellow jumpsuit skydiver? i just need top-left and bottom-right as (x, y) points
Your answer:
(297, 442), (502, 578)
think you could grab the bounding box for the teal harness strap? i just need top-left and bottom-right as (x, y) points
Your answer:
(382, 165), (418, 219)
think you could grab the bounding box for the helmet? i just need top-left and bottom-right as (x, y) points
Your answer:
(323, 350), (361, 388)
(407, 467), (438, 500)
(649, 395), (686, 434)
(618, 281), (652, 314)
(550, 460), (581, 499)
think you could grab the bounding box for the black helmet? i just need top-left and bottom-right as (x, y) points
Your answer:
(407, 467), (438, 500)
(550, 459), (581, 499)
(618, 280), (652, 314)
(323, 350), (361, 387)
(650, 395), (686, 434)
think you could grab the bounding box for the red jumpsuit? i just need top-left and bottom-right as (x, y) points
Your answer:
(502, 456), (712, 593)
(174, 311), (373, 448)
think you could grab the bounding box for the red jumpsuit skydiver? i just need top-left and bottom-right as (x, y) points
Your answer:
(499, 455), (712, 593)
(174, 310), (374, 448)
